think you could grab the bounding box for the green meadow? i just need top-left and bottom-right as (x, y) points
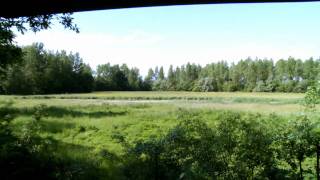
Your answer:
(1, 91), (320, 179)
(1, 91), (305, 113)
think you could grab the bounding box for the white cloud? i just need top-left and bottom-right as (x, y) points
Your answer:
(15, 29), (320, 76)
(15, 30), (166, 75)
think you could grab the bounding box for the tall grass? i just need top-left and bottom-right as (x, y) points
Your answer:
(2, 92), (319, 179)
(2, 101), (318, 179)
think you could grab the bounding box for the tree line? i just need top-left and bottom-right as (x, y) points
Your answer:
(1, 43), (94, 94)
(1, 43), (320, 94)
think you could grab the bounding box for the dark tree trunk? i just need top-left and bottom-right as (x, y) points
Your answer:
(299, 160), (303, 180)
(317, 144), (320, 180)
(154, 153), (159, 180)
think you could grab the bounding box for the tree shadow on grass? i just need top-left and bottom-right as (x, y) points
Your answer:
(0, 104), (124, 179)
(40, 120), (76, 133)
(0, 134), (121, 180)
(39, 106), (128, 118)
(42, 139), (122, 180)
(1, 106), (127, 119)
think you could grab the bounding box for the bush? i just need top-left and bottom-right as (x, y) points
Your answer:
(253, 80), (274, 92)
(193, 77), (217, 92)
(293, 80), (309, 93)
(120, 111), (296, 179)
(222, 81), (238, 92)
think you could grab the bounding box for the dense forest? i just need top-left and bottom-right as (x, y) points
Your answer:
(1, 43), (319, 94)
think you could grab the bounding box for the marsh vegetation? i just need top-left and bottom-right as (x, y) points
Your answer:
(1, 91), (320, 179)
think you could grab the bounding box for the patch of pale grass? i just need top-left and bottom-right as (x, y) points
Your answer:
(10, 91), (304, 100)
(173, 102), (305, 114)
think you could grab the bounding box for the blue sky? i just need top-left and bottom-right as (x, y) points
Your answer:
(15, 2), (320, 75)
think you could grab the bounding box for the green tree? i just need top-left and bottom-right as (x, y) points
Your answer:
(143, 68), (155, 90)
(277, 116), (315, 179)
(3, 44), (93, 94)
(167, 65), (176, 90)
(158, 66), (165, 80)
(304, 82), (320, 111)
(0, 14), (79, 92)
(193, 77), (216, 92)
(127, 67), (142, 91)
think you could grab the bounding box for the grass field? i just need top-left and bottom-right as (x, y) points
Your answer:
(0, 91), (306, 114)
(1, 91), (318, 179)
